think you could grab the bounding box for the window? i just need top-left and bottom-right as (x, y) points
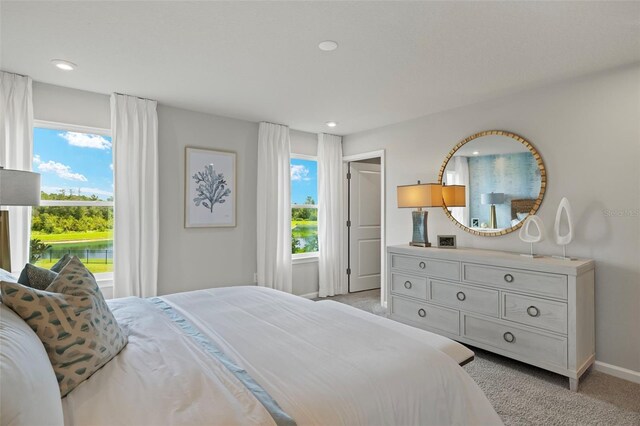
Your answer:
(290, 156), (318, 256)
(30, 123), (113, 276)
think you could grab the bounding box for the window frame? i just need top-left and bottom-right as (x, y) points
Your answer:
(32, 120), (114, 285)
(290, 153), (319, 260)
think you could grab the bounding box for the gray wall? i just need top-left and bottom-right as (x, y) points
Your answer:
(156, 106), (258, 294)
(343, 64), (640, 372)
(32, 82), (318, 296)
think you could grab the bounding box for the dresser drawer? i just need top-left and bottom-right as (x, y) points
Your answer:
(430, 279), (499, 317)
(462, 263), (567, 300)
(462, 314), (567, 369)
(391, 296), (459, 335)
(502, 292), (568, 334)
(391, 273), (428, 300)
(391, 254), (460, 281)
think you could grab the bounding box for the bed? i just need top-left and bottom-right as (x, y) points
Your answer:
(2, 285), (502, 425)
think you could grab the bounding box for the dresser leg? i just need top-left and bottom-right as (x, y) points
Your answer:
(569, 377), (579, 392)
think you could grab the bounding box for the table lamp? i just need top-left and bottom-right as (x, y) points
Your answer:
(397, 181), (442, 247)
(481, 192), (505, 229)
(0, 167), (41, 271)
(442, 184), (466, 208)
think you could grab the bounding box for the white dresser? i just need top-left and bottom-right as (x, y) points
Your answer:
(387, 244), (595, 391)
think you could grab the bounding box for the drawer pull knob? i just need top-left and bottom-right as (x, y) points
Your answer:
(527, 306), (540, 317)
(418, 308), (427, 318)
(504, 273), (514, 283)
(419, 261), (426, 269)
(456, 291), (466, 301)
(404, 281), (412, 289)
(503, 332), (515, 343)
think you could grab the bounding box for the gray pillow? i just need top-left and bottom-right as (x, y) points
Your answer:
(17, 263), (58, 290)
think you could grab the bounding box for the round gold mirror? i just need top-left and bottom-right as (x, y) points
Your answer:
(438, 130), (546, 237)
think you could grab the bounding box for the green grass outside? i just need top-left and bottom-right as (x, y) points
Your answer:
(32, 230), (113, 243)
(292, 220), (317, 228)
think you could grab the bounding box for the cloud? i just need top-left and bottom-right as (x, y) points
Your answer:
(109, 163), (113, 171)
(59, 131), (112, 150)
(38, 160), (87, 181)
(290, 164), (310, 181)
(33, 154), (42, 165)
(78, 187), (113, 197)
(41, 186), (113, 198)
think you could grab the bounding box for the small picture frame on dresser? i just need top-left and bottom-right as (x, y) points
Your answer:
(471, 218), (480, 228)
(437, 235), (457, 249)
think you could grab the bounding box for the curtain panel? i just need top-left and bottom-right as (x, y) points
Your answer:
(111, 93), (159, 298)
(317, 133), (345, 297)
(0, 72), (33, 272)
(450, 156), (470, 226)
(257, 122), (292, 293)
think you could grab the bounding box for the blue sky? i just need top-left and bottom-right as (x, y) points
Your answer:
(33, 127), (113, 200)
(291, 158), (317, 205)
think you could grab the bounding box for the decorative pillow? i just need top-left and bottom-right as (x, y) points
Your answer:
(1, 257), (128, 397)
(50, 253), (72, 273)
(0, 303), (64, 424)
(516, 212), (528, 221)
(17, 263), (58, 290)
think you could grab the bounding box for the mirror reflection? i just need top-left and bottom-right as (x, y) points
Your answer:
(441, 132), (544, 236)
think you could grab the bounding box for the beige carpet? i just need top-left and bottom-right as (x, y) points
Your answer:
(319, 289), (640, 425)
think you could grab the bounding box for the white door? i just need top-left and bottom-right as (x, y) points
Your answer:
(348, 162), (381, 292)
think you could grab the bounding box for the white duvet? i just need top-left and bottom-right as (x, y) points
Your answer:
(62, 286), (502, 426)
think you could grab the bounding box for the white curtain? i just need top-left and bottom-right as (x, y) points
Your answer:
(257, 122), (292, 293)
(317, 133), (345, 297)
(450, 156), (470, 226)
(111, 94), (159, 298)
(0, 72), (33, 273)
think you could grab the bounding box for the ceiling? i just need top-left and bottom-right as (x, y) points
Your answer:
(1, 1), (639, 136)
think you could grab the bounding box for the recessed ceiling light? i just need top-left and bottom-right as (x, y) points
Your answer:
(326, 121), (338, 128)
(318, 40), (338, 52)
(472, 151), (480, 155)
(51, 59), (77, 71)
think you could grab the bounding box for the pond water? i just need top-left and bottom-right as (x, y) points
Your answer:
(42, 239), (114, 262)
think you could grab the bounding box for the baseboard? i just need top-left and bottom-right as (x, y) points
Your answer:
(299, 292), (319, 300)
(594, 361), (640, 384)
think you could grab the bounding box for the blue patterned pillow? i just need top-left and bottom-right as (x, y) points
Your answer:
(1, 257), (128, 397)
(50, 254), (72, 273)
(17, 263), (58, 290)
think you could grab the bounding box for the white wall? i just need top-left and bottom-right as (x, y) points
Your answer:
(32, 82), (319, 296)
(343, 64), (640, 373)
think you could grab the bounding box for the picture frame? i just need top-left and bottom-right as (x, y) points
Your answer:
(471, 217), (480, 228)
(185, 147), (236, 228)
(437, 235), (457, 249)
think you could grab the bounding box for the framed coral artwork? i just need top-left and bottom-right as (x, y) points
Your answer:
(185, 147), (236, 228)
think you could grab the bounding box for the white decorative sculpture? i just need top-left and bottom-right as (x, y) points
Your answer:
(519, 215), (545, 258)
(553, 197), (575, 260)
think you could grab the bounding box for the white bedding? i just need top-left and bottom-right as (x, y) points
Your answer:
(62, 286), (502, 425)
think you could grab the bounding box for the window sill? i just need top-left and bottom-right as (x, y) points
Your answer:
(292, 254), (319, 265)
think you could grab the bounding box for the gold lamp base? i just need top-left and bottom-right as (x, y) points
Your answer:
(489, 204), (497, 229)
(0, 210), (11, 271)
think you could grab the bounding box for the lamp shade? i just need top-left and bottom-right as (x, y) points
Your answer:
(442, 185), (466, 207)
(397, 182), (442, 208)
(0, 168), (41, 206)
(481, 192), (505, 205)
